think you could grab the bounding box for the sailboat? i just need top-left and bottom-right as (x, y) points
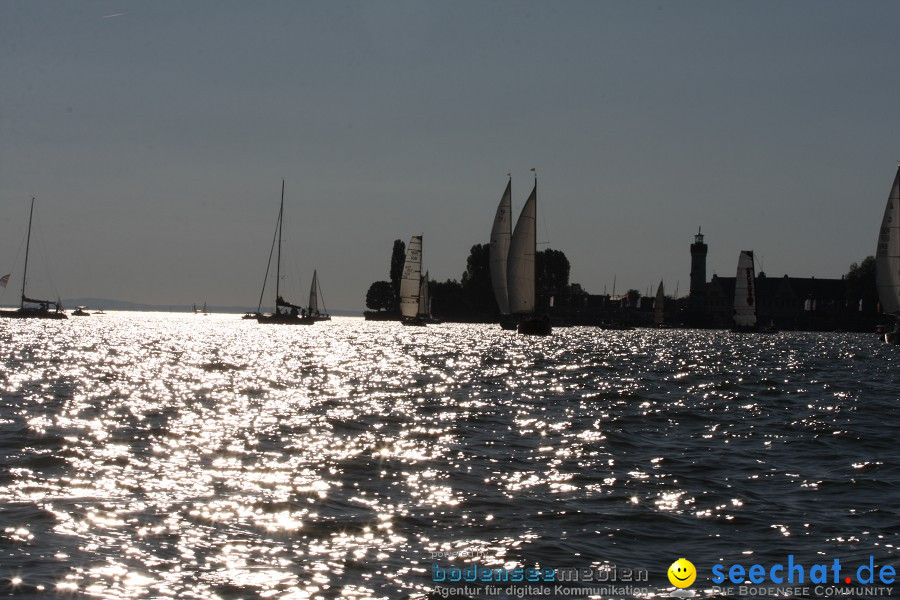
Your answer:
(876, 165), (900, 343)
(732, 250), (758, 332)
(400, 235), (427, 326)
(255, 181), (315, 325)
(307, 270), (331, 321)
(490, 178), (517, 330)
(0, 198), (67, 320)
(654, 281), (665, 326)
(508, 177), (551, 336)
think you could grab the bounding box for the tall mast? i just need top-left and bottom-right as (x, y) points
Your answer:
(532, 174), (537, 314)
(421, 235), (424, 311)
(419, 238), (425, 317)
(276, 179), (284, 306)
(508, 174), (513, 238)
(20, 197), (34, 308)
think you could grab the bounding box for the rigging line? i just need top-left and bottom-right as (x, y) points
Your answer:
(256, 200), (281, 313)
(0, 225), (28, 306)
(281, 229), (304, 304)
(317, 273), (328, 314)
(537, 190), (551, 247)
(539, 209), (551, 245)
(34, 207), (62, 301)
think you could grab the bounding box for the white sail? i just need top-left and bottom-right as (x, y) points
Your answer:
(876, 167), (900, 315)
(654, 281), (665, 325)
(418, 271), (430, 318)
(490, 179), (512, 314)
(507, 183), (537, 315)
(308, 270), (319, 314)
(733, 250), (757, 328)
(399, 235), (422, 319)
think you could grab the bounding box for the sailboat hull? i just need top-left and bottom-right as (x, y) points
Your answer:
(255, 313), (315, 325)
(517, 315), (551, 336)
(0, 308), (67, 319)
(730, 325), (778, 334)
(498, 315), (518, 330)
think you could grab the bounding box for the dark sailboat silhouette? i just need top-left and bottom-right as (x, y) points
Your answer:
(255, 181), (315, 325)
(0, 198), (67, 320)
(876, 165), (900, 343)
(399, 235), (427, 326)
(306, 270), (331, 321)
(490, 177), (518, 330)
(508, 177), (551, 336)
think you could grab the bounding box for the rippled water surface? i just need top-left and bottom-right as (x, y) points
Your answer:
(1, 313), (899, 598)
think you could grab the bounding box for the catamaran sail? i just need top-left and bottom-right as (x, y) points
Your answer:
(733, 250), (757, 329)
(400, 235), (423, 320)
(876, 166), (900, 316)
(490, 179), (512, 314)
(654, 281), (665, 326)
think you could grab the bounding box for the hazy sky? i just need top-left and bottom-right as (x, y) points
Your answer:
(2, 1), (899, 311)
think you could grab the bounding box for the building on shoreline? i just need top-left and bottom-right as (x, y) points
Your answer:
(558, 229), (879, 331)
(686, 230), (878, 331)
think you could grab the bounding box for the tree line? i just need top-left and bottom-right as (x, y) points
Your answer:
(365, 241), (881, 325)
(365, 239), (587, 322)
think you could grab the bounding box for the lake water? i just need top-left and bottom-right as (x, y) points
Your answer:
(1, 313), (898, 599)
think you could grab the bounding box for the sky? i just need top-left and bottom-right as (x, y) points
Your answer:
(1, 1), (899, 311)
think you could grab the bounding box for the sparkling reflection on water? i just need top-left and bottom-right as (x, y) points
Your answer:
(1, 313), (899, 598)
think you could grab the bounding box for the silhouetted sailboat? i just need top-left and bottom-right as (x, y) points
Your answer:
(732, 251), (777, 333)
(400, 235), (426, 326)
(876, 165), (900, 343)
(307, 270), (330, 321)
(0, 198), (67, 320)
(490, 177), (517, 330)
(654, 281), (665, 326)
(508, 178), (551, 336)
(256, 181), (314, 325)
(732, 250), (758, 332)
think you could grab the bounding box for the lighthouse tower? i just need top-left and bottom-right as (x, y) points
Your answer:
(689, 228), (707, 324)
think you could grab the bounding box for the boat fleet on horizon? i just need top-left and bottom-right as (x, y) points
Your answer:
(3, 166), (900, 343)
(0, 182), (331, 325)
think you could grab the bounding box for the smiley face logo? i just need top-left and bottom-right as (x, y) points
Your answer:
(667, 558), (696, 588)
